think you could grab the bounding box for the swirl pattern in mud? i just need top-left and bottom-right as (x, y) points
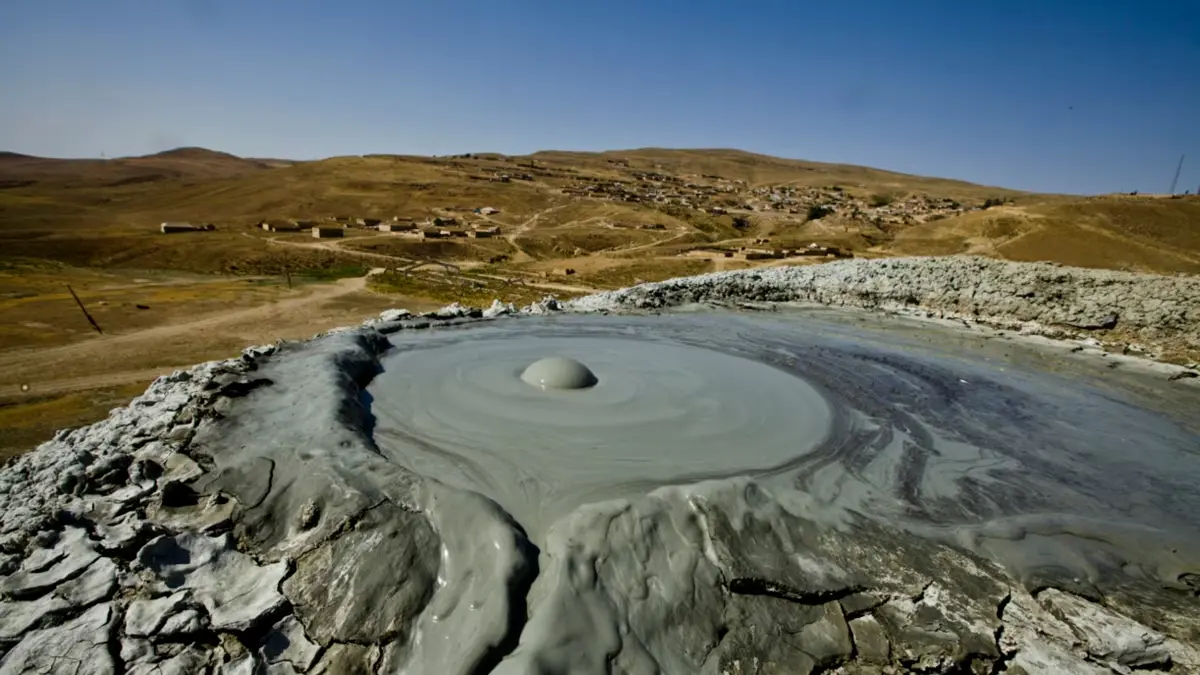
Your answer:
(371, 330), (832, 533)
(370, 312), (1200, 584)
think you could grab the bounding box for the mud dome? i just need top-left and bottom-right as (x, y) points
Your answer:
(1, 257), (1199, 675)
(370, 327), (833, 535)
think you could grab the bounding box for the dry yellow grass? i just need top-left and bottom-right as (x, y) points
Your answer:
(0, 382), (150, 461)
(572, 258), (716, 287)
(890, 197), (1200, 274)
(527, 148), (1031, 199)
(367, 270), (574, 308)
(342, 237), (514, 263)
(5, 146), (1195, 275)
(0, 261), (296, 348)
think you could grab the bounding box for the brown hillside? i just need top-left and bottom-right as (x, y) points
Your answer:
(890, 196), (1200, 274)
(1, 146), (1197, 276)
(527, 148), (1028, 199)
(0, 146), (268, 193)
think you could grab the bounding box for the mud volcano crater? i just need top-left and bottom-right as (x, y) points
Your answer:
(371, 314), (1200, 566)
(370, 322), (836, 535)
(4, 259), (1200, 675)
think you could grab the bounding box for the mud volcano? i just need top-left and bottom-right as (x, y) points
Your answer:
(371, 314), (1200, 571)
(370, 325), (833, 535)
(1, 258), (1199, 674)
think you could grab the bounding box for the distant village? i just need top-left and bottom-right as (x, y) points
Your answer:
(156, 155), (1009, 264)
(158, 208), (504, 240)
(558, 173), (984, 227)
(444, 154), (993, 227)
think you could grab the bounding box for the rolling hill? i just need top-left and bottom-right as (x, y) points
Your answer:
(1, 146), (1197, 276)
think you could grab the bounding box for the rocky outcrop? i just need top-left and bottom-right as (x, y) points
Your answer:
(567, 256), (1200, 364)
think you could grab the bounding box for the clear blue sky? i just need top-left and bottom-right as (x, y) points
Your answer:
(1, 1), (1197, 195)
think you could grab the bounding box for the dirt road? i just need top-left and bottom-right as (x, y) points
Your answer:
(0, 276), (416, 399)
(480, 205), (570, 260)
(255, 233), (422, 267)
(465, 271), (596, 295)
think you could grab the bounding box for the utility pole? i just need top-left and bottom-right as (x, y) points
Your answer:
(1169, 154), (1185, 194)
(66, 285), (103, 334)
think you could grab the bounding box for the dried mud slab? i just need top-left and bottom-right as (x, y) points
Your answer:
(0, 257), (1197, 674)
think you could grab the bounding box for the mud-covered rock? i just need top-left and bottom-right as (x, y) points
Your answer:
(0, 603), (117, 675)
(566, 256), (1200, 362)
(136, 532), (288, 632)
(1, 528), (99, 601)
(282, 502), (438, 644)
(1040, 588), (1173, 670)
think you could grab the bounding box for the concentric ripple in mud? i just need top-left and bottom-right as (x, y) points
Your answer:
(371, 330), (832, 532)
(369, 311), (1200, 586)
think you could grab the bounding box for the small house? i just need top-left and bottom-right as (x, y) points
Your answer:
(469, 226), (500, 238)
(421, 229), (445, 239)
(312, 226), (344, 239)
(379, 222), (416, 233)
(262, 220), (302, 232)
(160, 222), (202, 234)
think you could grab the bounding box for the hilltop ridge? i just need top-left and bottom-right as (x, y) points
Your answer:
(527, 147), (1026, 194)
(0, 145), (1196, 280)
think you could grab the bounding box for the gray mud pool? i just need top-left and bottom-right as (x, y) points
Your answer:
(369, 311), (1200, 585)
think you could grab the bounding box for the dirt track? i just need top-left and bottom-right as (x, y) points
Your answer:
(0, 276), (400, 398)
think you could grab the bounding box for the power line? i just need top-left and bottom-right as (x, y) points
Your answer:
(1168, 154), (1185, 194)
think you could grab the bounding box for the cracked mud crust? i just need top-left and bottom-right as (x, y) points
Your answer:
(0, 256), (1197, 674)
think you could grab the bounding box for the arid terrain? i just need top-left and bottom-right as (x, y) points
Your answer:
(2, 146), (1198, 456)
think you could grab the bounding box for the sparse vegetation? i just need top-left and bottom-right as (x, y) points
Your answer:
(806, 205), (834, 221)
(0, 382), (149, 460)
(296, 263), (369, 281)
(368, 270), (571, 307)
(869, 193), (893, 207)
(575, 259), (714, 288)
